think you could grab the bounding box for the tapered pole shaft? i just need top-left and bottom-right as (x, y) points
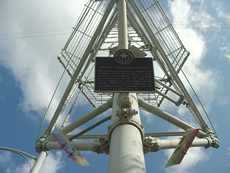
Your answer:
(108, 0), (145, 173)
(118, 0), (128, 49)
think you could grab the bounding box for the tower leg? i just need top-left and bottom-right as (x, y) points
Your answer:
(30, 151), (47, 173)
(108, 0), (145, 173)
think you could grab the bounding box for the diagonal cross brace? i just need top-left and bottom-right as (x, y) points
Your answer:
(138, 99), (207, 137)
(62, 99), (112, 134)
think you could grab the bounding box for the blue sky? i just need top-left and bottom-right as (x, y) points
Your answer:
(0, 0), (230, 172)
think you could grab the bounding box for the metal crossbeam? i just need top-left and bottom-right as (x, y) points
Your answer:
(62, 99), (112, 134)
(138, 99), (207, 137)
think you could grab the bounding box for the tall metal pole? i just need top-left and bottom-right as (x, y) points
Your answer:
(108, 0), (146, 172)
(30, 151), (47, 173)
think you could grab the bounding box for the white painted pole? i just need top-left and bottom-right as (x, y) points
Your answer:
(30, 151), (47, 173)
(117, 0), (128, 49)
(108, 0), (146, 173)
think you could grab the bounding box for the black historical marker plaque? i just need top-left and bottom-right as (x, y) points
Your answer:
(95, 57), (154, 92)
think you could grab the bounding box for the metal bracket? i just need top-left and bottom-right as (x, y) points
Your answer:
(117, 93), (138, 119)
(35, 136), (49, 153)
(206, 129), (220, 148)
(107, 119), (144, 143)
(143, 136), (159, 153)
(117, 108), (138, 120)
(95, 137), (110, 154)
(176, 95), (185, 106)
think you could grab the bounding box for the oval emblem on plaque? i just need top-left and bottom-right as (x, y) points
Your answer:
(114, 49), (135, 64)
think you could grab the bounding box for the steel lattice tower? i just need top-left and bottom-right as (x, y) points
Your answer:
(29, 0), (219, 172)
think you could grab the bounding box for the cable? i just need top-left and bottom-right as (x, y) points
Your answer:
(69, 116), (111, 140)
(37, 69), (67, 138)
(38, 0), (105, 135)
(181, 70), (217, 134)
(55, 0), (108, 128)
(0, 147), (36, 160)
(38, 0), (94, 134)
(60, 85), (82, 128)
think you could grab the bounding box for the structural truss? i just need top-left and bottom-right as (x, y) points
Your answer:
(30, 0), (219, 172)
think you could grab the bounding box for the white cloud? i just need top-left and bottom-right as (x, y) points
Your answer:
(219, 45), (230, 63)
(224, 53), (230, 62)
(224, 51), (230, 63)
(170, 0), (218, 107)
(167, 0), (218, 171)
(171, 0), (219, 32)
(214, 2), (230, 27)
(15, 160), (34, 173)
(165, 147), (208, 173)
(38, 152), (64, 173)
(1, 152), (63, 173)
(191, 6), (219, 32)
(0, 0), (85, 121)
(0, 1), (85, 172)
(0, 152), (12, 163)
(222, 15), (230, 26)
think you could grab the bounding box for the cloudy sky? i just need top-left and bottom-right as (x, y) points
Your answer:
(0, 0), (230, 172)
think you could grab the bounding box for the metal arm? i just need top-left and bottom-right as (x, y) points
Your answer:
(62, 99), (112, 134)
(138, 98), (207, 137)
(144, 137), (212, 153)
(69, 116), (111, 140)
(30, 152), (47, 173)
